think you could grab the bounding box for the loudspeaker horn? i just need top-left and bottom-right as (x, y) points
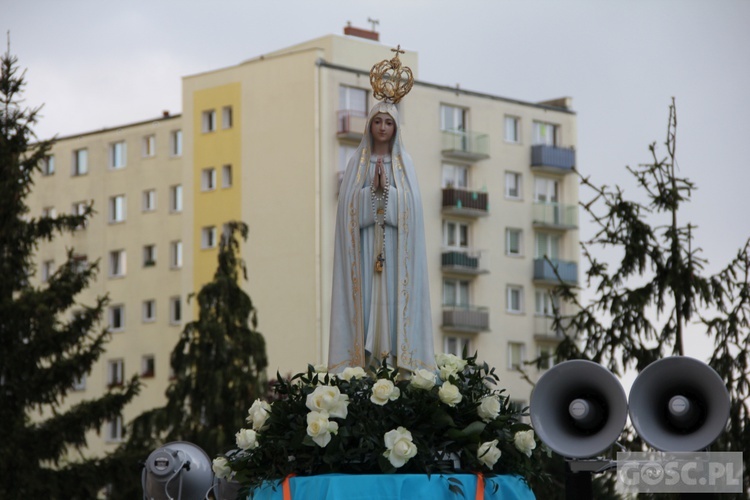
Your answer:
(629, 356), (729, 451)
(142, 441), (214, 500)
(530, 360), (628, 459)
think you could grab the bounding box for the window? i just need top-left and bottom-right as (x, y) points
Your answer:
(72, 148), (88, 176)
(106, 416), (123, 442)
(41, 154), (55, 175)
(442, 163), (468, 189)
(71, 201), (88, 229)
(42, 260), (55, 282)
(201, 226), (217, 249)
(440, 104), (466, 131)
(505, 172), (522, 199)
(534, 177), (559, 204)
(142, 244), (156, 267)
(170, 296), (182, 324)
(443, 279), (470, 307)
(107, 359), (124, 387)
(142, 134), (156, 157)
(506, 228), (523, 256)
(142, 299), (156, 322)
(339, 85), (368, 114)
(537, 345), (556, 370)
(443, 220), (469, 249)
(109, 250), (126, 277)
(42, 206), (56, 219)
(222, 164), (233, 188)
(170, 130), (183, 156)
(535, 232), (560, 260)
(109, 195), (126, 223)
(142, 189), (156, 212)
(504, 116), (520, 143)
(532, 121), (559, 146)
(535, 289), (559, 316)
(72, 374), (86, 391)
(507, 285), (524, 313)
(108, 304), (125, 331)
(445, 336), (471, 358)
(169, 185), (183, 212)
(72, 254), (88, 273)
(222, 106), (233, 129)
(202, 109), (216, 132)
(508, 342), (526, 370)
(109, 141), (126, 169)
(201, 168), (216, 191)
(141, 355), (155, 378)
(170, 241), (182, 269)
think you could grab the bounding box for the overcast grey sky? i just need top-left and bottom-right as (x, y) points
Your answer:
(5, 0), (749, 360)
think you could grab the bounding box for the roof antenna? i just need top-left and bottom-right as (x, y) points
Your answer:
(367, 17), (380, 32)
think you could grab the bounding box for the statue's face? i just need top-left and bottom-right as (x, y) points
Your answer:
(370, 113), (396, 148)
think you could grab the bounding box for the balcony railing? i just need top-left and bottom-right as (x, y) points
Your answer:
(441, 130), (490, 161)
(533, 258), (578, 285)
(532, 202), (578, 229)
(337, 110), (367, 141)
(442, 306), (489, 333)
(442, 188), (489, 217)
(534, 315), (565, 340)
(531, 145), (575, 173)
(441, 249), (488, 275)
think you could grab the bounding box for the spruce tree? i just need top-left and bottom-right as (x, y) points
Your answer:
(550, 99), (750, 497)
(0, 43), (140, 498)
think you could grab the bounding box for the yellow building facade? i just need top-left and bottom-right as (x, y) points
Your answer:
(29, 33), (578, 455)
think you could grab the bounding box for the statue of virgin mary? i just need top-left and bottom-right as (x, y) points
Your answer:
(329, 48), (434, 373)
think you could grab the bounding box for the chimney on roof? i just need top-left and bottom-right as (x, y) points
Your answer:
(163, 110), (170, 118)
(344, 20), (379, 41)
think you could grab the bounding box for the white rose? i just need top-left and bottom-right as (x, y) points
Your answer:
(435, 353), (467, 381)
(409, 369), (436, 390)
(514, 429), (537, 457)
(477, 395), (501, 422)
(305, 385), (349, 419)
(235, 428), (258, 450)
(246, 399), (272, 431)
(438, 381), (463, 407)
(212, 456), (233, 479)
(477, 440), (502, 468)
(370, 379), (401, 405)
(338, 366), (367, 381)
(313, 363), (329, 374)
(306, 410), (339, 447)
(383, 427), (418, 468)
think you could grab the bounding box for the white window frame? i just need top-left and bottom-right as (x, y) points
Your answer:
(142, 299), (156, 323)
(109, 141), (127, 169)
(534, 232), (561, 260)
(106, 415), (123, 442)
(170, 296), (182, 324)
(201, 168), (216, 191)
(534, 177), (559, 204)
(202, 109), (216, 133)
(201, 226), (217, 249)
(440, 104), (466, 132)
(508, 342), (526, 370)
(109, 250), (126, 277)
(142, 134), (156, 157)
(142, 244), (156, 267)
(441, 163), (469, 189)
(108, 304), (125, 331)
(170, 241), (182, 269)
(109, 195), (126, 223)
(42, 260), (55, 282)
(71, 201), (88, 229)
(443, 278), (470, 307)
(505, 172), (522, 199)
(504, 115), (520, 143)
(222, 164), (233, 188)
(142, 189), (156, 212)
(222, 106), (233, 129)
(507, 285), (524, 313)
(535, 289), (559, 316)
(170, 130), (183, 156)
(505, 228), (523, 256)
(42, 206), (56, 219)
(532, 121), (559, 146)
(537, 344), (556, 371)
(72, 148), (88, 176)
(141, 355), (155, 378)
(170, 185), (183, 212)
(338, 85), (368, 114)
(444, 336), (471, 358)
(72, 254), (88, 273)
(42, 154), (55, 175)
(72, 373), (86, 391)
(442, 220), (469, 249)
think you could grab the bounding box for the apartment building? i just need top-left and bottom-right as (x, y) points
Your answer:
(29, 30), (578, 454)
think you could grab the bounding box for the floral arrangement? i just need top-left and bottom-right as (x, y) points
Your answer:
(213, 352), (546, 492)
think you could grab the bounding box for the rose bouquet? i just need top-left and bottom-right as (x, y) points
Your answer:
(215, 352), (545, 492)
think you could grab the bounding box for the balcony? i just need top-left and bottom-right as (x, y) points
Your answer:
(442, 188), (489, 218)
(533, 258), (578, 285)
(531, 145), (575, 173)
(442, 306), (489, 333)
(533, 202), (578, 229)
(441, 130), (490, 162)
(441, 250), (488, 276)
(337, 110), (367, 141)
(534, 315), (565, 341)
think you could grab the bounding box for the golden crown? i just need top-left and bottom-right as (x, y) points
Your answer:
(369, 45), (414, 104)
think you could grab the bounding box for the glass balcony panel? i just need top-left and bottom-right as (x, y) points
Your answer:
(533, 202), (578, 229)
(533, 258), (578, 285)
(531, 145), (575, 173)
(442, 306), (489, 333)
(337, 110), (367, 141)
(441, 130), (490, 161)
